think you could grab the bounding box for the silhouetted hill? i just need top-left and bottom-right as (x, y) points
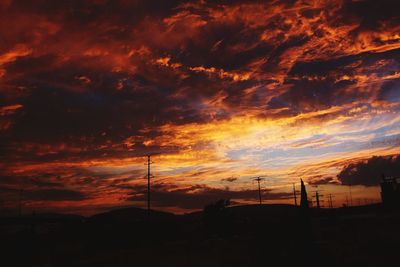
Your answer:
(88, 207), (176, 224)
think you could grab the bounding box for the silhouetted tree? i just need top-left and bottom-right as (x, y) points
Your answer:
(300, 179), (309, 209)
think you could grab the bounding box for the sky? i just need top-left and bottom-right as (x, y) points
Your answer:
(0, 0), (400, 215)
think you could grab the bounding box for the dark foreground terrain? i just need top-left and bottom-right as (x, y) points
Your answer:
(1, 204), (400, 267)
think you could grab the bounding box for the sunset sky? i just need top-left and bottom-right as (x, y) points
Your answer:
(1, 0), (399, 215)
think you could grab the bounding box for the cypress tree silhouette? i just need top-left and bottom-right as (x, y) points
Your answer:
(299, 179), (312, 265)
(300, 179), (309, 209)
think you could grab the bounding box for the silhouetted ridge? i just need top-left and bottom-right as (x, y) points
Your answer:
(89, 207), (175, 223)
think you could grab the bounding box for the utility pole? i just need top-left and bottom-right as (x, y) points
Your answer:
(146, 155), (153, 215)
(311, 189), (324, 209)
(328, 194), (334, 208)
(293, 183), (297, 206)
(251, 177), (265, 205)
(256, 177), (262, 205)
(315, 191), (320, 209)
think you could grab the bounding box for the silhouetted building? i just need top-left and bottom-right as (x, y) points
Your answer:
(300, 179), (309, 209)
(380, 174), (400, 206)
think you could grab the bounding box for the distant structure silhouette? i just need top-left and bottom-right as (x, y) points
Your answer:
(300, 179), (309, 209)
(380, 174), (400, 207)
(293, 183), (297, 206)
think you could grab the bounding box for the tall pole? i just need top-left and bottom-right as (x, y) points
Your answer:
(315, 191), (320, 209)
(251, 176), (265, 205)
(147, 155), (151, 215)
(293, 183), (297, 206)
(256, 177), (262, 205)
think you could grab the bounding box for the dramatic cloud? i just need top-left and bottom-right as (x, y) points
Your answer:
(0, 0), (399, 214)
(337, 155), (400, 186)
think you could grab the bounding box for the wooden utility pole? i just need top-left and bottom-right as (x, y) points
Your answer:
(255, 177), (263, 205)
(293, 183), (297, 206)
(147, 155), (152, 215)
(328, 194), (334, 208)
(251, 177), (265, 205)
(312, 189), (323, 209)
(315, 191), (320, 209)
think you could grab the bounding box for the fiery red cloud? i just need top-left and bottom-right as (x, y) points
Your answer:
(0, 0), (399, 215)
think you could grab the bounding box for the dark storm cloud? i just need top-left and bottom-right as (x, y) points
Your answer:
(337, 155), (400, 186)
